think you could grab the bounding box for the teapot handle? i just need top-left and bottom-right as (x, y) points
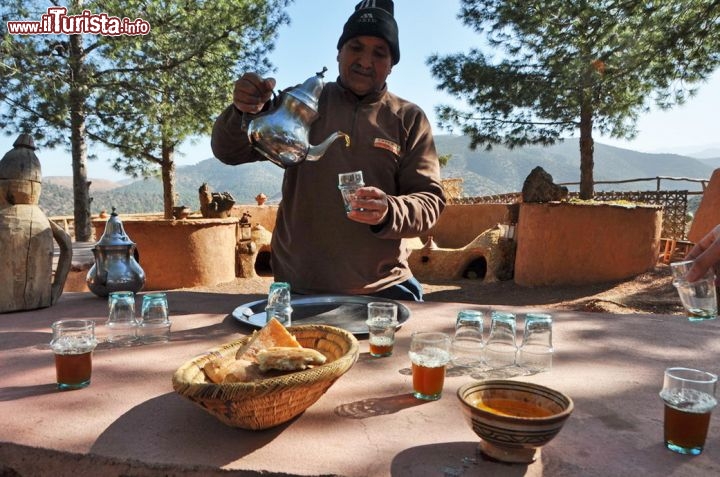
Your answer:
(49, 219), (73, 305)
(240, 90), (282, 133)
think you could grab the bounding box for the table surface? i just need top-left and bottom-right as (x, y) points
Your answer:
(1, 290), (719, 477)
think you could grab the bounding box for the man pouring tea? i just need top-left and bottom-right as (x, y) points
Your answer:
(212, 0), (445, 301)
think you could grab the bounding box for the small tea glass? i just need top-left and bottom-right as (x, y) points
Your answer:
(138, 292), (171, 343)
(517, 313), (553, 373)
(266, 282), (292, 325)
(50, 319), (98, 390)
(106, 291), (138, 345)
(670, 260), (718, 321)
(338, 170), (364, 212)
(484, 311), (518, 369)
(660, 367), (718, 455)
(409, 331), (451, 400)
(451, 310), (485, 368)
(367, 302), (398, 357)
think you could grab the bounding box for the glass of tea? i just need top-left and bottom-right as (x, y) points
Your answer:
(366, 302), (398, 357)
(50, 319), (98, 390)
(660, 367), (718, 455)
(409, 331), (451, 400)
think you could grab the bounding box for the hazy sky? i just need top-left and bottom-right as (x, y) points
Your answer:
(2, 0), (719, 181)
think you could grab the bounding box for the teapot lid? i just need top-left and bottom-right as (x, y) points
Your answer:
(287, 67), (328, 111)
(96, 207), (135, 247)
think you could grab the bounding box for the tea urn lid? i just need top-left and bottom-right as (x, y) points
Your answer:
(0, 134), (42, 183)
(286, 67), (328, 111)
(97, 207), (135, 247)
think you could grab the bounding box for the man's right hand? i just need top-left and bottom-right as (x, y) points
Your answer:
(233, 73), (276, 114)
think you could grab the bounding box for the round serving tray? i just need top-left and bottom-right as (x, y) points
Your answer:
(232, 295), (410, 336)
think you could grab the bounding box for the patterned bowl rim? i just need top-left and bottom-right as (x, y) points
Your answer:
(457, 379), (574, 423)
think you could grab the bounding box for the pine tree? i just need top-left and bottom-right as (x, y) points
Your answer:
(428, 0), (720, 198)
(1, 0), (291, 238)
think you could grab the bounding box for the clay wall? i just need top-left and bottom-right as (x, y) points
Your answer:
(93, 217), (239, 291)
(514, 202), (662, 287)
(230, 205), (278, 232)
(424, 203), (514, 248)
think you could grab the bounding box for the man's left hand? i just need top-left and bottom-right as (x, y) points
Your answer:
(347, 186), (389, 225)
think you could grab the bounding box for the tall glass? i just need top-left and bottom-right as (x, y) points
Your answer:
(409, 332), (451, 400)
(659, 367), (718, 455)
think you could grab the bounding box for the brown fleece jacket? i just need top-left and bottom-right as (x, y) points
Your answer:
(211, 80), (445, 295)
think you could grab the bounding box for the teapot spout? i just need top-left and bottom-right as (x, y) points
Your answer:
(306, 131), (350, 162)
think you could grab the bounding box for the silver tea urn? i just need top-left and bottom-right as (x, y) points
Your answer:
(87, 207), (146, 297)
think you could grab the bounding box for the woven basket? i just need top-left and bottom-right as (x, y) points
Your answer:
(172, 324), (359, 430)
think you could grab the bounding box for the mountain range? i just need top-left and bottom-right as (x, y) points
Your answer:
(39, 135), (719, 217)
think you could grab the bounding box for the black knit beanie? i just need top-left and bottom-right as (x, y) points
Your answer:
(337, 0), (400, 65)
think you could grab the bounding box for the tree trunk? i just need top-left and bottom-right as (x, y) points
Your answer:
(161, 137), (176, 220)
(69, 32), (92, 241)
(578, 98), (595, 200)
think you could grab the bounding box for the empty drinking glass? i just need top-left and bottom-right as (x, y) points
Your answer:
(670, 260), (718, 321)
(266, 282), (292, 325)
(451, 310), (485, 367)
(338, 170), (364, 212)
(138, 292), (171, 343)
(106, 291), (138, 345)
(517, 313), (553, 373)
(484, 311), (517, 369)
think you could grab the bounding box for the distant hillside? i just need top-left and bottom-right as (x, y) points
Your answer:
(698, 157), (720, 170)
(38, 137), (716, 216)
(45, 176), (124, 192)
(436, 136), (714, 196)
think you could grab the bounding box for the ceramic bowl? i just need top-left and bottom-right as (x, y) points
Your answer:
(457, 379), (574, 463)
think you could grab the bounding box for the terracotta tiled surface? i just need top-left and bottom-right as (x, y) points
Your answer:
(1, 291), (718, 476)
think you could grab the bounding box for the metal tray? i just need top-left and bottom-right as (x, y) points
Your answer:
(231, 295), (410, 336)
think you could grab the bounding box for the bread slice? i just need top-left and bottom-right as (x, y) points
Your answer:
(203, 359), (232, 384)
(202, 318), (315, 383)
(234, 317), (302, 361)
(257, 346), (327, 372)
(222, 359), (263, 383)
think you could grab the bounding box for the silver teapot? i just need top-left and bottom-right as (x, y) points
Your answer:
(247, 67), (348, 168)
(87, 207), (146, 297)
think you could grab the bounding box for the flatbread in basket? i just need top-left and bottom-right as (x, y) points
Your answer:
(172, 322), (359, 430)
